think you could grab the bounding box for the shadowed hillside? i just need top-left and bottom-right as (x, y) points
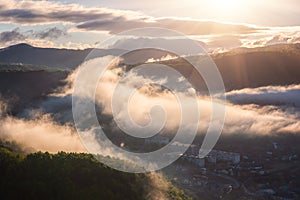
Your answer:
(0, 143), (191, 200)
(0, 44), (124, 69)
(0, 67), (69, 113)
(213, 43), (300, 90)
(159, 43), (300, 92)
(0, 43), (300, 113)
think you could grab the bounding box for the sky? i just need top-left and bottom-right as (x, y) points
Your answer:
(0, 0), (300, 50)
(0, 0), (300, 154)
(61, 0), (300, 26)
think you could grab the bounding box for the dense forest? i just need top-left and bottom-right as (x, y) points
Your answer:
(0, 142), (190, 200)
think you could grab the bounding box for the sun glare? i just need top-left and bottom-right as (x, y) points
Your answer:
(202, 0), (246, 18)
(210, 0), (240, 10)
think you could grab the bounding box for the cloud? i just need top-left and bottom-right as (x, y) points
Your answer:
(0, 28), (26, 43)
(0, 27), (67, 48)
(0, 116), (85, 153)
(0, 0), (260, 35)
(103, 28), (300, 54)
(65, 57), (300, 136)
(145, 54), (178, 63)
(0, 100), (86, 153)
(76, 17), (259, 35)
(0, 0), (147, 25)
(107, 37), (207, 55)
(223, 85), (300, 134)
(240, 29), (300, 48)
(1, 56), (300, 157)
(226, 84), (300, 107)
(223, 104), (300, 135)
(2, 55), (300, 155)
(0, 1), (299, 51)
(34, 27), (67, 39)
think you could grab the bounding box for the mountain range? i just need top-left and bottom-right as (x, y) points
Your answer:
(0, 43), (300, 112)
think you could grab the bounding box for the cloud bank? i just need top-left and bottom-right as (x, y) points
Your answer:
(1, 0), (299, 51)
(1, 56), (300, 154)
(0, 74), (85, 153)
(0, 109), (86, 152)
(67, 57), (300, 136)
(0, 0), (259, 36)
(226, 85), (300, 107)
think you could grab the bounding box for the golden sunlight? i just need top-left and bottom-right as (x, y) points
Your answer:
(200, 0), (248, 18)
(208, 0), (244, 12)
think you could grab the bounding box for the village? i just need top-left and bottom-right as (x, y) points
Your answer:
(145, 135), (300, 199)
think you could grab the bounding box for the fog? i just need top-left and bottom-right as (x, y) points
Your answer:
(226, 84), (300, 107)
(75, 57), (300, 136)
(0, 56), (299, 154)
(0, 108), (86, 152)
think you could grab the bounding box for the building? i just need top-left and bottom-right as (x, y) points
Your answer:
(186, 144), (200, 156)
(206, 150), (240, 164)
(145, 135), (170, 145)
(181, 154), (205, 167)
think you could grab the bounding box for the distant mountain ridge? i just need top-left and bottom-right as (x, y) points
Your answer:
(0, 43), (124, 69)
(0, 43), (300, 95)
(160, 43), (300, 91)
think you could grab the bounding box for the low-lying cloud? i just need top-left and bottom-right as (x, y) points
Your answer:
(145, 54), (178, 63)
(1, 56), (300, 154)
(69, 57), (300, 136)
(226, 84), (300, 107)
(0, 109), (86, 153)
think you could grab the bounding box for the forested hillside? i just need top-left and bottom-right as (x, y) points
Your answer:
(0, 143), (190, 200)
